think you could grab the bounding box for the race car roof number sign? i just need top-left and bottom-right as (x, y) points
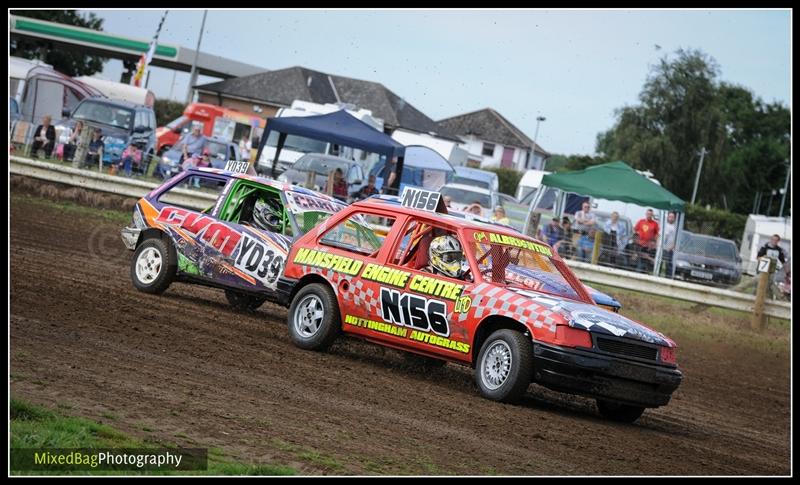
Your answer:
(400, 187), (445, 213)
(225, 160), (250, 174)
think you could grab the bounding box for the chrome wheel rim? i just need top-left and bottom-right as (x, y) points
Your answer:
(135, 247), (162, 284)
(481, 340), (513, 390)
(294, 295), (324, 338)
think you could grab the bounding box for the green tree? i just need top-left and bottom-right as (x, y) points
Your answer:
(11, 10), (106, 77)
(485, 167), (524, 197)
(596, 48), (789, 214)
(154, 99), (186, 128)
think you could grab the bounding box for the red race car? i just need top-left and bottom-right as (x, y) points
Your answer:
(279, 189), (682, 422)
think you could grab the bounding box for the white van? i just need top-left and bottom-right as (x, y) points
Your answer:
(390, 129), (468, 167)
(74, 76), (156, 107)
(516, 169), (550, 200)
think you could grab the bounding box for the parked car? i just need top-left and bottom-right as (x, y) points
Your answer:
(120, 166), (347, 311)
(277, 153), (366, 200)
(673, 232), (742, 287)
(157, 136), (242, 179)
(440, 183), (499, 219)
(279, 194), (682, 422)
(452, 166), (500, 192)
(57, 97), (157, 169)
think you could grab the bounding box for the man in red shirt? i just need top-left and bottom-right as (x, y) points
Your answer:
(634, 209), (660, 272)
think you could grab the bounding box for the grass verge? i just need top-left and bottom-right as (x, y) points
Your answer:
(10, 398), (296, 476)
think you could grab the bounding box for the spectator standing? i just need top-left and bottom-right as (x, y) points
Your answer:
(603, 211), (629, 267)
(382, 157), (399, 194)
(176, 124), (207, 162)
(634, 209), (660, 272)
(31, 115), (56, 158)
(574, 201), (596, 235)
(757, 234), (787, 265)
(239, 136), (251, 162)
(663, 212), (678, 277)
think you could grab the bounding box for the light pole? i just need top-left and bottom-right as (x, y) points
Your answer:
(767, 189), (777, 216)
(690, 147), (709, 205)
(779, 160), (790, 217)
(185, 10), (208, 105)
(531, 116), (545, 170)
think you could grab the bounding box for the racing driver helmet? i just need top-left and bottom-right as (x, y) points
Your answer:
(429, 235), (468, 279)
(252, 196), (284, 232)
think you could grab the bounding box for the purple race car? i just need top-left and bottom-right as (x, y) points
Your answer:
(120, 166), (347, 311)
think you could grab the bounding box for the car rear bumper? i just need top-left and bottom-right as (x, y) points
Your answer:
(675, 268), (740, 286)
(532, 341), (682, 408)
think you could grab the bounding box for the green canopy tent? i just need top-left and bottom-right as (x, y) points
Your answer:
(523, 161), (685, 277)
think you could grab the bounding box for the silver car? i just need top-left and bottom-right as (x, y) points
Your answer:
(276, 153), (366, 201)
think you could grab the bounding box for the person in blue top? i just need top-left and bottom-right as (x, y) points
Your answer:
(577, 228), (595, 262)
(175, 124), (208, 162)
(542, 217), (564, 247)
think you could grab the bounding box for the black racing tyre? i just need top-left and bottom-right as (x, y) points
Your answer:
(596, 399), (646, 423)
(474, 329), (534, 403)
(225, 290), (266, 312)
(287, 283), (341, 351)
(130, 237), (175, 294)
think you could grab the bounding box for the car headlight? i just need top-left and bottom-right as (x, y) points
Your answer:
(675, 260), (690, 268)
(277, 174), (288, 183)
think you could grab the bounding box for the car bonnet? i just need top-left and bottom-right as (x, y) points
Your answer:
(508, 287), (673, 346)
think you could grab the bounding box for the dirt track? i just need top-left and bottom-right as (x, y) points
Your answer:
(10, 192), (791, 475)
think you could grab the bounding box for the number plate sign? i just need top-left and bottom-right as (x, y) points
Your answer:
(224, 160), (250, 174)
(400, 187), (444, 213)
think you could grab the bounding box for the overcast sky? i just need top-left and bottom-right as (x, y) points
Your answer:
(83, 9), (791, 156)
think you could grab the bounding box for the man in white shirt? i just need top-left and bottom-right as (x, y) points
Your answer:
(574, 201), (596, 237)
(663, 212), (677, 277)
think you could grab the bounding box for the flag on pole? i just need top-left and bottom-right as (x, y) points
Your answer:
(132, 10), (169, 87)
